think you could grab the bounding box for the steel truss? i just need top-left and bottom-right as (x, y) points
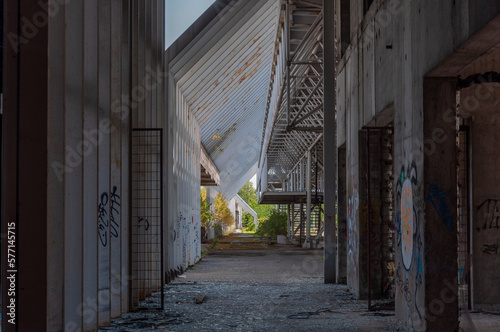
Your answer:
(258, 0), (324, 247)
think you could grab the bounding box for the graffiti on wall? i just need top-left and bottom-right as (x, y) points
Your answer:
(98, 186), (121, 247)
(109, 186), (121, 237)
(396, 263), (412, 304)
(395, 162), (423, 319)
(193, 214), (201, 263)
(138, 217), (150, 230)
(98, 193), (109, 247)
(175, 212), (183, 242)
(396, 163), (418, 271)
(427, 183), (454, 230)
(401, 179), (414, 270)
(476, 199), (500, 232)
(482, 239), (499, 255)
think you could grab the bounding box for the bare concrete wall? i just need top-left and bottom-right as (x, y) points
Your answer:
(334, 0), (500, 329)
(337, 147), (347, 284)
(3, 1), (168, 330)
(463, 85), (500, 313)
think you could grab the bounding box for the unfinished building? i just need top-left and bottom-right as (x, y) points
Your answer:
(2, 0), (500, 331)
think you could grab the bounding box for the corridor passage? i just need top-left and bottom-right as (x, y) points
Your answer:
(101, 234), (400, 331)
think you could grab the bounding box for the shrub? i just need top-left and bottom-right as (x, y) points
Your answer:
(244, 220), (256, 232)
(256, 210), (287, 238)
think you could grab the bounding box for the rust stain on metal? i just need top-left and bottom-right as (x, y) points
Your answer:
(251, 34), (263, 46)
(238, 62), (261, 84)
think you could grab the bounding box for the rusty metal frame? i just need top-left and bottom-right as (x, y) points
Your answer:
(130, 128), (164, 311)
(362, 126), (395, 312)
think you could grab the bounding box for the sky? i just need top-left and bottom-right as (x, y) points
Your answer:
(250, 174), (257, 189)
(165, 0), (216, 48)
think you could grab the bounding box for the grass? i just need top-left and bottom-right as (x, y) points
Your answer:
(201, 237), (220, 257)
(241, 229), (257, 234)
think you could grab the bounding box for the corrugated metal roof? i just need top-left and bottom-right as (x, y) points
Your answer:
(169, 0), (280, 199)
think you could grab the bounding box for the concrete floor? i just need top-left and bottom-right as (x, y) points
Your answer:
(100, 233), (500, 331)
(102, 234), (401, 331)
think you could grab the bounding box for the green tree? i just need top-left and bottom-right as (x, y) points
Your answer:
(238, 182), (257, 206)
(200, 187), (214, 228)
(256, 209), (287, 238)
(237, 181), (275, 225)
(214, 192), (234, 228)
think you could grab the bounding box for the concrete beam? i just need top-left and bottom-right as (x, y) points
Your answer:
(427, 13), (500, 77)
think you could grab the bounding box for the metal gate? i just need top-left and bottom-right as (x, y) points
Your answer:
(362, 126), (395, 310)
(130, 129), (164, 310)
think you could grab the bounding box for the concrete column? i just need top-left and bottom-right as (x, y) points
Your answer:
(98, 0), (112, 324)
(337, 147), (347, 284)
(110, 0), (124, 318)
(422, 77), (458, 330)
(82, 0), (100, 329)
(120, 0), (131, 314)
(3, 1), (49, 331)
(304, 150), (312, 247)
(287, 204), (292, 238)
(64, 1), (85, 331)
(323, 0), (337, 283)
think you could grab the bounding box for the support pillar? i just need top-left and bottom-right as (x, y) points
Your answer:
(422, 77), (458, 330)
(323, 0), (337, 283)
(2, 1), (49, 330)
(287, 203), (292, 238)
(300, 160), (305, 191)
(337, 147), (347, 284)
(304, 150), (312, 248)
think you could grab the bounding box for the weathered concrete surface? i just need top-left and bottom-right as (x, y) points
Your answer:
(337, 147), (348, 284)
(423, 78), (459, 331)
(463, 84), (500, 313)
(102, 234), (400, 331)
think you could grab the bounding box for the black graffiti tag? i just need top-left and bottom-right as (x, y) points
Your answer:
(98, 193), (109, 247)
(482, 239), (500, 255)
(138, 217), (150, 231)
(476, 199), (500, 232)
(110, 186), (121, 238)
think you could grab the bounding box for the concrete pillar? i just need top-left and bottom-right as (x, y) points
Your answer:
(422, 77), (458, 330)
(287, 204), (292, 238)
(337, 147), (347, 284)
(64, 1), (85, 331)
(2, 1), (49, 330)
(323, 0), (337, 283)
(304, 150), (312, 247)
(98, 0), (112, 325)
(82, 1), (100, 329)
